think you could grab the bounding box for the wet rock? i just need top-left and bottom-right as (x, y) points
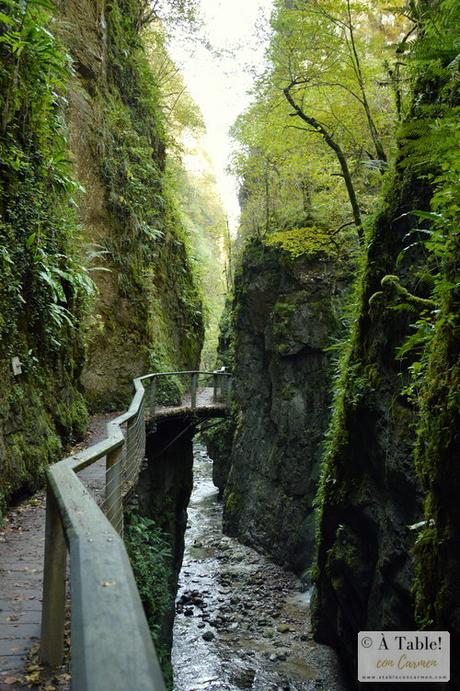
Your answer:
(277, 623), (291, 633)
(231, 669), (255, 689)
(202, 630), (215, 641)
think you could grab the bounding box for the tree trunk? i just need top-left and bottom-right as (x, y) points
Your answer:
(283, 84), (363, 243)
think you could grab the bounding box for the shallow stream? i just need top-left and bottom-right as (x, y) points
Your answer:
(172, 443), (347, 691)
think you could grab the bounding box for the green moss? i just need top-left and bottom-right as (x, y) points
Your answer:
(272, 301), (297, 338)
(265, 226), (337, 259)
(0, 1), (91, 514)
(280, 384), (297, 400)
(80, 0), (204, 411)
(412, 268), (460, 635)
(125, 512), (174, 689)
(312, 0), (460, 664)
(224, 491), (239, 514)
(0, 370), (88, 514)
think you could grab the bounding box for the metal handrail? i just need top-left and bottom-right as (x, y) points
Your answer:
(40, 370), (232, 690)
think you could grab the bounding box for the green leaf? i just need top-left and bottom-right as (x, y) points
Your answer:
(26, 233), (37, 248)
(413, 210), (444, 222)
(0, 11), (16, 25)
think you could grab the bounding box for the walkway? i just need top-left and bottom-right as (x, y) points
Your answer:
(0, 381), (230, 688)
(153, 387), (229, 422)
(0, 416), (110, 690)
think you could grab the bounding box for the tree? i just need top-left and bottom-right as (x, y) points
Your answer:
(283, 79), (364, 239)
(232, 0), (409, 245)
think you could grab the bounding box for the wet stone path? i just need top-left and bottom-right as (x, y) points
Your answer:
(172, 443), (347, 691)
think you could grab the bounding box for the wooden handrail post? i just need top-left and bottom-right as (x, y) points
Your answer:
(126, 418), (135, 477)
(191, 372), (198, 410)
(105, 445), (123, 535)
(40, 484), (67, 667)
(149, 377), (157, 418)
(226, 377), (233, 408)
(213, 373), (218, 402)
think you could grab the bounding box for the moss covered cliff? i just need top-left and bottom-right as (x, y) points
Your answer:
(59, 0), (204, 409)
(0, 0), (205, 514)
(213, 2), (459, 685)
(213, 237), (351, 573)
(312, 0), (460, 683)
(0, 0), (91, 515)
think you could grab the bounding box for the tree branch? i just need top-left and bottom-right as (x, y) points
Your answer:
(283, 82), (363, 242)
(345, 0), (387, 165)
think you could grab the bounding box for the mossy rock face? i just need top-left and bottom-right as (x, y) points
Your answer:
(61, 0), (204, 411)
(0, 0), (204, 515)
(203, 417), (236, 496)
(0, 0), (90, 515)
(312, 172), (429, 677)
(124, 512), (174, 689)
(268, 297), (337, 356)
(412, 246), (460, 677)
(134, 419), (196, 687)
(265, 226), (337, 260)
(0, 361), (88, 516)
(312, 18), (460, 681)
(219, 237), (351, 573)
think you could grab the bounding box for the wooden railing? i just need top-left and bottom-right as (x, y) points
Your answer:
(40, 370), (232, 690)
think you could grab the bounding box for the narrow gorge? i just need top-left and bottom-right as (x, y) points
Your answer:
(0, 1), (459, 690)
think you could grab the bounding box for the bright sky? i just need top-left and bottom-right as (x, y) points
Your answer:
(168, 0), (274, 232)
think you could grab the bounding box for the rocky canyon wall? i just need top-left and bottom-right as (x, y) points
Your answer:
(0, 0), (203, 514)
(214, 239), (350, 574)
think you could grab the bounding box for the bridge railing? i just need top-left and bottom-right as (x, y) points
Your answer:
(143, 370), (232, 418)
(40, 370), (231, 691)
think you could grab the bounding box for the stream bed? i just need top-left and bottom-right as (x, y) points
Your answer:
(172, 443), (347, 691)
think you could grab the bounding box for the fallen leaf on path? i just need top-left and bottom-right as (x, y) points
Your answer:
(56, 673), (71, 682)
(25, 669), (41, 684)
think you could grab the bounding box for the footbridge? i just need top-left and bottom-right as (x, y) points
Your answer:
(39, 370), (232, 691)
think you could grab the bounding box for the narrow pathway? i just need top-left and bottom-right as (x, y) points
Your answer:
(172, 443), (347, 691)
(0, 387), (227, 689)
(0, 416), (111, 690)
